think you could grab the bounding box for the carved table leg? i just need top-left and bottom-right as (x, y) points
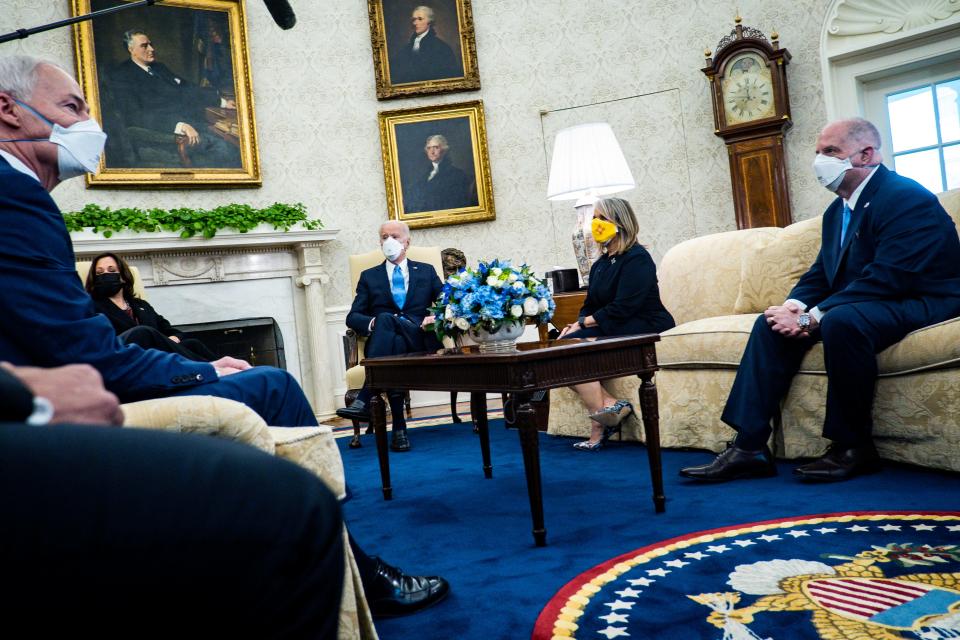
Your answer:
(638, 371), (665, 513)
(515, 391), (547, 546)
(370, 392), (392, 500)
(472, 392), (492, 478)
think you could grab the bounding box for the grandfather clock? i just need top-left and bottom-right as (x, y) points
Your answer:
(702, 17), (793, 229)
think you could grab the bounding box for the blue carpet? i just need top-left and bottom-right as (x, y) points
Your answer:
(337, 421), (960, 639)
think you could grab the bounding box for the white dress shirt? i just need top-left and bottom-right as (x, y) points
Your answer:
(0, 149), (40, 183)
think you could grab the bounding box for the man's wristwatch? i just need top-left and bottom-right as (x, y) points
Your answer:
(797, 313), (811, 330)
(577, 317), (587, 330)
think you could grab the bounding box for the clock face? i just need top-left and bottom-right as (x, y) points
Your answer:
(721, 52), (776, 126)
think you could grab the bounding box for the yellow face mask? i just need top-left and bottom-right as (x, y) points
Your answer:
(591, 218), (618, 244)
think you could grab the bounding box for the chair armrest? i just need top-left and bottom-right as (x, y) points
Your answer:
(345, 329), (360, 369)
(121, 396), (274, 454)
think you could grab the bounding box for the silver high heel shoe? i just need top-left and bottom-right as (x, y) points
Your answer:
(588, 400), (633, 428)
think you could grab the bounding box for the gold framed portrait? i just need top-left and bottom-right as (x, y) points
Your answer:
(71, 0), (260, 188)
(378, 100), (494, 228)
(368, 0), (480, 100)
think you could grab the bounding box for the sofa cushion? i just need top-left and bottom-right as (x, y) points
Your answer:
(659, 228), (778, 325)
(733, 216), (822, 314)
(658, 314), (757, 368)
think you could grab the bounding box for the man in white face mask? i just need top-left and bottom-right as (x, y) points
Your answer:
(0, 54), (322, 426)
(339, 220), (444, 451)
(681, 117), (960, 484)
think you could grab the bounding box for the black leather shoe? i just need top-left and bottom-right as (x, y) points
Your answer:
(367, 557), (450, 618)
(679, 443), (777, 482)
(390, 429), (411, 452)
(336, 399), (370, 421)
(793, 442), (881, 482)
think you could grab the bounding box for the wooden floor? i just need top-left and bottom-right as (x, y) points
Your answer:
(324, 396), (504, 428)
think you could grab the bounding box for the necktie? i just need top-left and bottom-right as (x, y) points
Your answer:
(391, 265), (406, 309)
(840, 203), (852, 246)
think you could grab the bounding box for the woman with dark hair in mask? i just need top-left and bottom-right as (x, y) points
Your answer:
(84, 252), (217, 362)
(556, 197), (676, 451)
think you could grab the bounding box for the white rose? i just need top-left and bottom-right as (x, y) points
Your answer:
(491, 267), (502, 276)
(441, 336), (455, 349)
(486, 275), (499, 287)
(454, 317), (470, 330)
(510, 304), (523, 318)
(523, 297), (539, 316)
(512, 282), (525, 291)
(444, 305), (454, 320)
(507, 273), (518, 283)
(538, 298), (549, 312)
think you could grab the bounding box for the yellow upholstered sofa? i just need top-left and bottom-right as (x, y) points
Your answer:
(548, 188), (960, 473)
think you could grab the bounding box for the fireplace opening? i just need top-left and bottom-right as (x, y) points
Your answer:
(175, 317), (286, 369)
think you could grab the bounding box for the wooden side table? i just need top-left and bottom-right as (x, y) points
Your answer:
(538, 290), (587, 341)
(362, 335), (664, 547)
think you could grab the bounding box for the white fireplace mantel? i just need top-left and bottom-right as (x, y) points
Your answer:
(71, 225), (342, 420)
(71, 224), (339, 256)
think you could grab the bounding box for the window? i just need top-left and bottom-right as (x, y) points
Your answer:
(886, 77), (960, 193)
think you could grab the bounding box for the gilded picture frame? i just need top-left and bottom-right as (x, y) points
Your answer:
(71, 0), (260, 188)
(379, 100), (494, 229)
(368, 0), (480, 100)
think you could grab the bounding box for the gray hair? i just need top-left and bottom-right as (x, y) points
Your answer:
(380, 220), (410, 238)
(0, 54), (56, 101)
(841, 117), (882, 150)
(413, 6), (435, 23)
(123, 29), (146, 49)
(425, 134), (449, 151)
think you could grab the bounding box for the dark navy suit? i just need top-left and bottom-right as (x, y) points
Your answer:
(346, 259), (443, 358)
(0, 156), (315, 426)
(723, 165), (960, 447)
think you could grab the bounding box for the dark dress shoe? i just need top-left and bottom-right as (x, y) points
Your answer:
(390, 429), (411, 452)
(367, 557), (450, 618)
(336, 399), (370, 421)
(679, 443), (777, 482)
(793, 442), (881, 481)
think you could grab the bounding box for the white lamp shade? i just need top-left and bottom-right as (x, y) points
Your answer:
(546, 122), (636, 201)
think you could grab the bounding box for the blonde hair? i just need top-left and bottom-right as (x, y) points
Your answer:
(594, 197), (639, 256)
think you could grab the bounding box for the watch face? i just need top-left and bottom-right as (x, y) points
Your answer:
(721, 51), (776, 125)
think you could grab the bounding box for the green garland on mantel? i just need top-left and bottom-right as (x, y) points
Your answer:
(63, 202), (324, 239)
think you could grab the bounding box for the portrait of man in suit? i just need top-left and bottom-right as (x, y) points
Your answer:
(337, 221), (444, 451)
(388, 3), (463, 85)
(403, 133), (478, 213)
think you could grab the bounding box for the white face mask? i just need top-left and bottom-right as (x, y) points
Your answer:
(4, 101), (107, 180)
(812, 153), (853, 192)
(382, 236), (404, 262)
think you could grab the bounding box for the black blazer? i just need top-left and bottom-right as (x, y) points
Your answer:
(346, 259), (443, 336)
(790, 165), (960, 317)
(405, 156), (476, 213)
(392, 28), (461, 84)
(111, 59), (220, 133)
(93, 297), (183, 339)
(580, 244), (676, 336)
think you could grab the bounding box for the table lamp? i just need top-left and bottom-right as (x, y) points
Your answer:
(546, 122), (635, 286)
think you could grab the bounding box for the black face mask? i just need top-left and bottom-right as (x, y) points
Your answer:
(92, 272), (124, 298)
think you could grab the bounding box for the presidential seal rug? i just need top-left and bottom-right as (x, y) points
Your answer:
(534, 511), (960, 640)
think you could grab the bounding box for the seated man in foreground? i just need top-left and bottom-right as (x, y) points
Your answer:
(337, 220), (443, 451)
(0, 54), (310, 427)
(680, 117), (960, 483)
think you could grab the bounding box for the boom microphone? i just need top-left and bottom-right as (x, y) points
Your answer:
(262, 0), (297, 29)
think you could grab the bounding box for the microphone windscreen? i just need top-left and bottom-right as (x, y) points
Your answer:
(262, 0), (296, 29)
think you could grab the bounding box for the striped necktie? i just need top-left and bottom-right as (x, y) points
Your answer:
(391, 264), (406, 309)
(840, 203), (852, 246)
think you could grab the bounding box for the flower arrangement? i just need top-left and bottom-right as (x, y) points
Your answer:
(430, 259), (555, 343)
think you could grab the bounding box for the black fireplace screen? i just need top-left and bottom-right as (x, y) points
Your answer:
(175, 317), (285, 369)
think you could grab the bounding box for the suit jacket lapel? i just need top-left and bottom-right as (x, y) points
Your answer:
(832, 165), (887, 279)
(404, 261), (422, 312)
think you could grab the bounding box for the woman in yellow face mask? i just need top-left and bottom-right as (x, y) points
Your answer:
(557, 197), (676, 450)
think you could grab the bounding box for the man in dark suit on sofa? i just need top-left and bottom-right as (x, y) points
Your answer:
(0, 55), (314, 426)
(681, 117), (960, 483)
(336, 220), (443, 451)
